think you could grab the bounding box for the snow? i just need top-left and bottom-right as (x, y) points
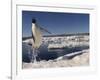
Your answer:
(22, 49), (89, 68)
(22, 34), (89, 68)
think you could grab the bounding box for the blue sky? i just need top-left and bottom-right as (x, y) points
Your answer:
(22, 11), (89, 37)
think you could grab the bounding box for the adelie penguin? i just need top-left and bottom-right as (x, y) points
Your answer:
(31, 19), (51, 62)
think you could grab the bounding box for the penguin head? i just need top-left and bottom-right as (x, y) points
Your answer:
(32, 19), (36, 23)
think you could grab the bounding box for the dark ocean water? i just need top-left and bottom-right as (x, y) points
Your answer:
(22, 42), (89, 63)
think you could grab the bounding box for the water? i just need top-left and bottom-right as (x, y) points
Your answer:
(22, 42), (89, 63)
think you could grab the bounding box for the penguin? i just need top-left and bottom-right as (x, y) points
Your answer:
(31, 19), (51, 62)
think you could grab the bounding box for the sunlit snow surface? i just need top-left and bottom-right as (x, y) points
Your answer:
(22, 34), (89, 68)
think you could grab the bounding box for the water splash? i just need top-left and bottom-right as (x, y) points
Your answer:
(31, 48), (40, 63)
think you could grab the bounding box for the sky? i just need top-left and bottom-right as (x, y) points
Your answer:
(22, 11), (89, 37)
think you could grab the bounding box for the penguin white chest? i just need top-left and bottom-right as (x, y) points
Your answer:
(32, 24), (42, 48)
